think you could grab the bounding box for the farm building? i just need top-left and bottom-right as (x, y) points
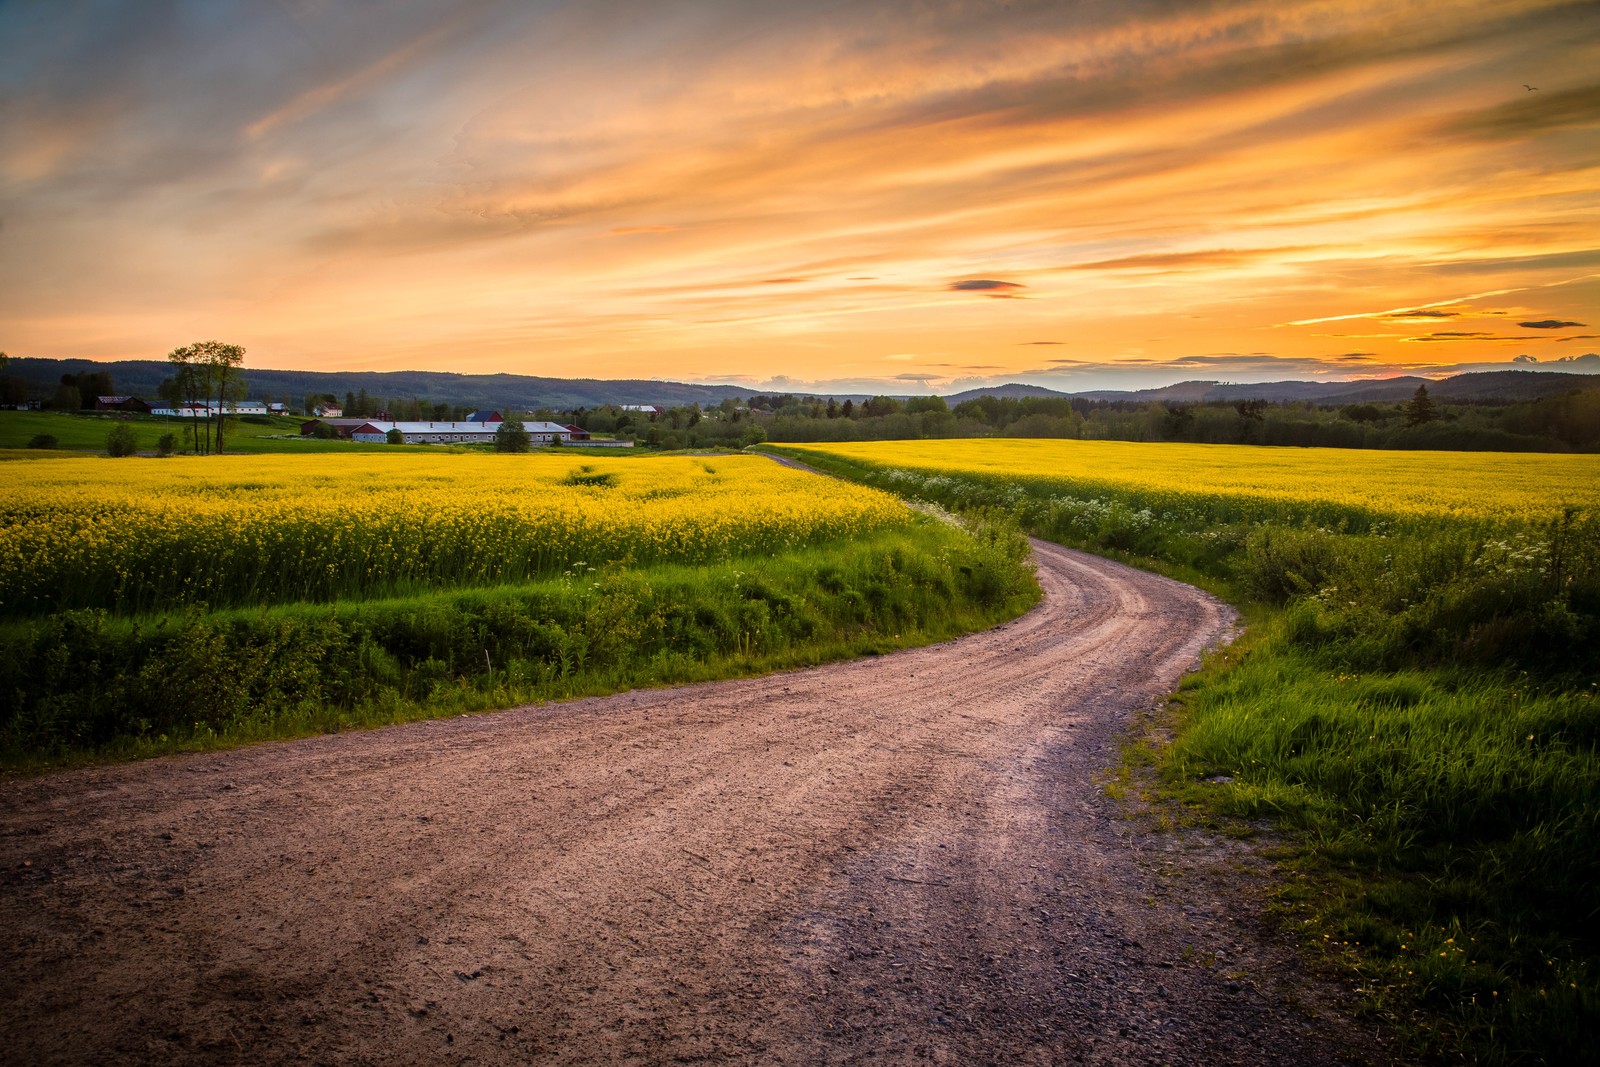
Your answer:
(525, 421), (574, 444)
(95, 396), (152, 413)
(301, 418), (385, 438)
(348, 420), (507, 445)
(149, 400), (269, 417)
(342, 419), (582, 445)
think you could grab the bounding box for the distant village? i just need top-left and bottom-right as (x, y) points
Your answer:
(68, 395), (651, 447)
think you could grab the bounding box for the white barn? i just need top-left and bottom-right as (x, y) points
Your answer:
(349, 419), (577, 446)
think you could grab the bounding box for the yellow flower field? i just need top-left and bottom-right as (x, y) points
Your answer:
(0, 452), (912, 615)
(780, 439), (1600, 524)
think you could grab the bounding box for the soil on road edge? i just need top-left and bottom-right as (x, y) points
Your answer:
(0, 541), (1383, 1065)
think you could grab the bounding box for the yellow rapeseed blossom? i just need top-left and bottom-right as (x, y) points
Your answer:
(0, 452), (911, 614)
(782, 439), (1600, 524)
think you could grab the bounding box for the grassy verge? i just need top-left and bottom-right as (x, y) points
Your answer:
(1, 521), (1038, 771)
(766, 443), (1599, 1064)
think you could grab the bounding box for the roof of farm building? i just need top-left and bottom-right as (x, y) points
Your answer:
(351, 421), (501, 434)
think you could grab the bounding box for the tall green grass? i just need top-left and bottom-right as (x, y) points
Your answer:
(1, 521), (1037, 769)
(770, 444), (1600, 1064)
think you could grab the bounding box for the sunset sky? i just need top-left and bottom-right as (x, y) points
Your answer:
(2, 0), (1598, 393)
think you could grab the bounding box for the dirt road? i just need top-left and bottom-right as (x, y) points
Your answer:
(1, 541), (1378, 1065)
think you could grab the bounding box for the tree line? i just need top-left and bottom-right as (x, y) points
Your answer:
(521, 383), (1599, 453)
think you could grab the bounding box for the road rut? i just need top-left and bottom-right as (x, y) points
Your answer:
(0, 541), (1379, 1064)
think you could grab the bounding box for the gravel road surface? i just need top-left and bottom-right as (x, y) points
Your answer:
(1, 541), (1381, 1065)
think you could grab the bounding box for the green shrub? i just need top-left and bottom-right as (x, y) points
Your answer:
(106, 423), (138, 457)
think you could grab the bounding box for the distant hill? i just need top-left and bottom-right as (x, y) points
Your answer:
(5, 358), (756, 411)
(942, 383), (1072, 404)
(948, 368), (1598, 406)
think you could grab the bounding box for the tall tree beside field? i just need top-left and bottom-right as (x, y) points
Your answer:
(167, 340), (245, 454)
(1405, 383), (1438, 426)
(75, 369), (114, 410)
(167, 347), (209, 453)
(49, 378), (80, 411)
(208, 343), (246, 454)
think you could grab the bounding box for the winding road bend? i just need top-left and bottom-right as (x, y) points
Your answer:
(1, 541), (1379, 1065)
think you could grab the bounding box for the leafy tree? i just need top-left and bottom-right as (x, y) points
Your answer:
(167, 346), (209, 452)
(49, 381), (80, 410)
(106, 423), (138, 457)
(1340, 403), (1387, 424)
(386, 428), (404, 445)
(1161, 403), (1195, 439)
(76, 370), (114, 409)
(1235, 398), (1267, 421)
(1405, 383), (1438, 426)
(27, 434), (57, 449)
(495, 418), (531, 452)
(156, 433), (176, 457)
(168, 340), (245, 453)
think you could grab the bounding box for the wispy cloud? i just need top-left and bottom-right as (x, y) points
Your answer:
(1063, 247), (1308, 272)
(948, 279), (1027, 298)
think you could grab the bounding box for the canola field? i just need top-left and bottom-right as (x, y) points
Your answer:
(778, 439), (1600, 525)
(0, 452), (914, 615)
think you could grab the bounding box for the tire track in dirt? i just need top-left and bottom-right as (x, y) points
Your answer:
(0, 541), (1380, 1065)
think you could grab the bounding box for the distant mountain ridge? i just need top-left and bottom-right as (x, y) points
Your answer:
(6, 358), (756, 411)
(946, 369), (1600, 406)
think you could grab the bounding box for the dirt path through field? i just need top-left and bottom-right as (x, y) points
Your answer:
(1, 542), (1380, 1065)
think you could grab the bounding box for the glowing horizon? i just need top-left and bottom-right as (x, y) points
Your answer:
(2, 0), (1597, 393)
